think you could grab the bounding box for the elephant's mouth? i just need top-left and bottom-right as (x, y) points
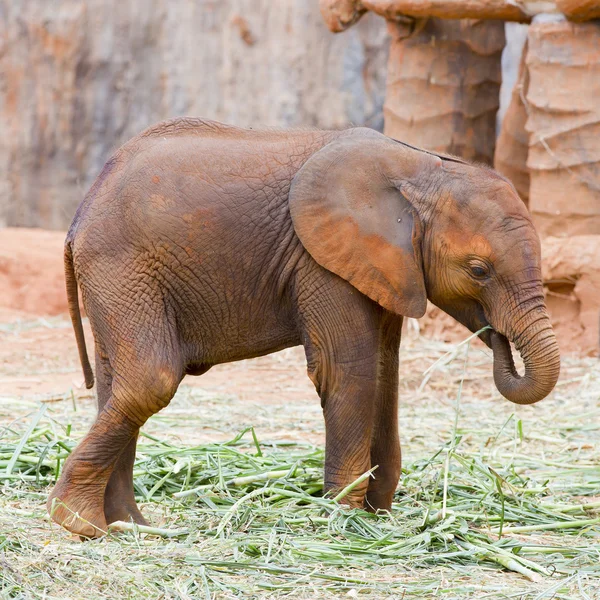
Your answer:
(477, 325), (494, 349)
(476, 321), (517, 373)
(478, 327), (522, 378)
(468, 306), (496, 350)
(432, 300), (495, 348)
(474, 318), (525, 377)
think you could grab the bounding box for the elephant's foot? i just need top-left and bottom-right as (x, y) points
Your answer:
(102, 457), (147, 526)
(364, 472), (398, 513)
(47, 479), (108, 538)
(325, 479), (369, 510)
(336, 496), (365, 510)
(104, 494), (148, 526)
(364, 488), (394, 513)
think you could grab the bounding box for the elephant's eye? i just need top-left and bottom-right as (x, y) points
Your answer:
(469, 262), (490, 279)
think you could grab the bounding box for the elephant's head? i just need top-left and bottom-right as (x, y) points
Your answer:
(289, 128), (560, 405)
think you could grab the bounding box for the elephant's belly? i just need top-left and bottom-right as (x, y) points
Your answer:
(184, 327), (302, 370)
(175, 289), (302, 368)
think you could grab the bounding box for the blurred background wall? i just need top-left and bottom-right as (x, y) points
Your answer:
(0, 0), (389, 229)
(1, 3), (596, 354)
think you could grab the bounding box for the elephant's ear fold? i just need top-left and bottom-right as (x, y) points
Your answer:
(289, 132), (436, 318)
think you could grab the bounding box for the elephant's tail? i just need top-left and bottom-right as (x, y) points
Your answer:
(64, 241), (94, 389)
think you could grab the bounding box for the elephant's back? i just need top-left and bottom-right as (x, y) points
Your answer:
(73, 118), (337, 235)
(122, 116), (337, 179)
(67, 118), (337, 308)
(112, 120), (335, 239)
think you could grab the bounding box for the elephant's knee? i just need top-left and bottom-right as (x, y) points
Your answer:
(111, 365), (180, 426)
(147, 366), (180, 408)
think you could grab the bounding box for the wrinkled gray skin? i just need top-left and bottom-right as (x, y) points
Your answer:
(48, 119), (559, 538)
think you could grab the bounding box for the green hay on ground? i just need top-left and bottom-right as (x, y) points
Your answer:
(1, 415), (599, 598)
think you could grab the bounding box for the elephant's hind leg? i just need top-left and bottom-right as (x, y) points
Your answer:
(94, 351), (148, 526)
(47, 335), (183, 538)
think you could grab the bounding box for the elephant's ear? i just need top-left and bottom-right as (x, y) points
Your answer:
(289, 131), (440, 318)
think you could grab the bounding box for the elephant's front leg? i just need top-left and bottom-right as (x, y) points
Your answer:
(321, 367), (378, 507)
(300, 285), (383, 508)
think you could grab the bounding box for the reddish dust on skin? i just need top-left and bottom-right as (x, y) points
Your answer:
(0, 227), (597, 394)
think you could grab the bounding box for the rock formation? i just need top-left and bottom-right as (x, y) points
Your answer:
(384, 18), (504, 165)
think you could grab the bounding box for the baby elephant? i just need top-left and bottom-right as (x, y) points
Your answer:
(49, 118), (559, 537)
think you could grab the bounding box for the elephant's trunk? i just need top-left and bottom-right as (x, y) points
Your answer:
(491, 306), (560, 405)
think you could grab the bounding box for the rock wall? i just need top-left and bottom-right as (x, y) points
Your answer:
(0, 0), (389, 229)
(526, 19), (600, 238)
(497, 19), (600, 231)
(495, 38), (530, 205)
(384, 18), (505, 165)
(542, 235), (600, 356)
